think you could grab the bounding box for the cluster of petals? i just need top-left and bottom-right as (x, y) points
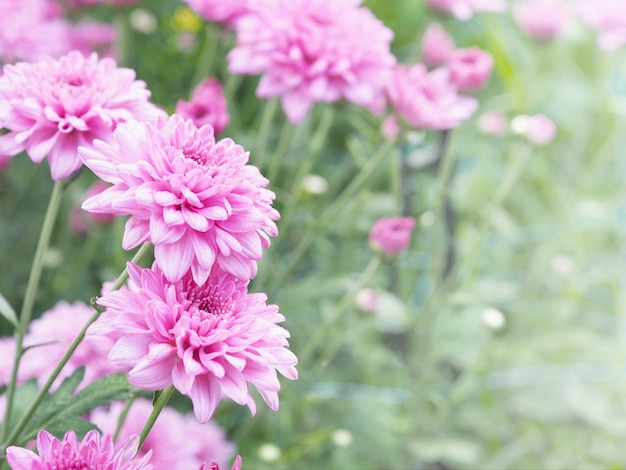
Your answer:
(80, 114), (279, 284)
(0, 300), (123, 390)
(91, 399), (236, 469)
(422, 23), (455, 67)
(176, 77), (230, 136)
(447, 47), (493, 92)
(369, 216), (416, 255)
(513, 0), (571, 40)
(386, 63), (478, 130)
(577, 0), (626, 50)
(425, 0), (506, 21)
(183, 0), (251, 27)
(228, 0), (396, 123)
(0, 50), (164, 181)
(6, 429), (153, 470)
(88, 262), (298, 423)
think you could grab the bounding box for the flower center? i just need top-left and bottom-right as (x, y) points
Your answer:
(185, 284), (232, 320)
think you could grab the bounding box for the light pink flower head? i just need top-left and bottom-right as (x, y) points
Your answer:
(0, 51), (164, 181)
(369, 216), (416, 255)
(6, 430), (153, 470)
(183, 0), (251, 27)
(228, 0), (396, 123)
(511, 113), (557, 144)
(577, 0), (626, 50)
(387, 64), (478, 130)
(88, 262), (298, 423)
(91, 399), (236, 469)
(514, 0), (570, 40)
(422, 23), (455, 67)
(426, 0), (506, 21)
(80, 114), (279, 284)
(176, 77), (230, 137)
(476, 110), (507, 135)
(447, 46), (493, 92)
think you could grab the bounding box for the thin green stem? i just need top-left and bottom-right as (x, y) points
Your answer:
(267, 120), (295, 184)
(253, 98), (279, 171)
(113, 393), (139, 442)
(137, 386), (175, 451)
(2, 180), (64, 443)
(190, 25), (219, 89)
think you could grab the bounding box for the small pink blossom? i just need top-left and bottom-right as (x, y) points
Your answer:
(6, 430), (153, 470)
(577, 0), (626, 50)
(90, 399), (236, 469)
(447, 47), (493, 92)
(426, 0), (506, 21)
(68, 21), (118, 58)
(228, 0), (396, 123)
(476, 110), (507, 135)
(369, 216), (415, 255)
(176, 77), (230, 136)
(380, 115), (400, 139)
(355, 288), (379, 313)
(514, 0), (570, 40)
(88, 263), (298, 423)
(511, 113), (557, 144)
(422, 23), (455, 67)
(0, 51), (164, 181)
(387, 64), (478, 130)
(80, 114), (279, 284)
(183, 0), (251, 26)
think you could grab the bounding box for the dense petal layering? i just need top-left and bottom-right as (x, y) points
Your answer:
(369, 217), (416, 255)
(89, 263), (298, 423)
(176, 77), (230, 136)
(80, 114), (279, 284)
(0, 50), (164, 180)
(228, 0), (395, 123)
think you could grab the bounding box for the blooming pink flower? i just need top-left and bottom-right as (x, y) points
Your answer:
(80, 114), (279, 284)
(387, 64), (478, 130)
(447, 47), (493, 92)
(0, 51), (164, 181)
(426, 0), (506, 21)
(511, 113), (557, 144)
(514, 0), (570, 40)
(577, 0), (626, 50)
(476, 110), (507, 135)
(6, 430), (152, 470)
(369, 217), (415, 255)
(91, 399), (236, 469)
(183, 0), (251, 26)
(88, 263), (298, 423)
(228, 0), (396, 123)
(176, 77), (230, 136)
(422, 23), (455, 67)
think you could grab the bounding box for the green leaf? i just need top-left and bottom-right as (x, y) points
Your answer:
(0, 291), (18, 329)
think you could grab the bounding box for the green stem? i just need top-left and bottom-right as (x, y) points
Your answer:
(137, 386), (175, 451)
(2, 180), (64, 443)
(190, 25), (219, 90)
(113, 393), (139, 442)
(253, 98), (279, 171)
(267, 120), (295, 184)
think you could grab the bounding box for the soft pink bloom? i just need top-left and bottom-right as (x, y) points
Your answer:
(91, 399), (236, 469)
(511, 113), (557, 144)
(577, 0), (626, 50)
(0, 301), (124, 390)
(183, 0), (251, 26)
(0, 51), (164, 181)
(228, 0), (396, 123)
(476, 110), (507, 135)
(422, 23), (455, 67)
(200, 456), (243, 470)
(88, 263), (298, 423)
(426, 0), (505, 21)
(447, 46), (493, 92)
(369, 217), (415, 255)
(6, 430), (152, 470)
(80, 114), (279, 284)
(380, 115), (400, 139)
(355, 288), (379, 313)
(68, 21), (118, 58)
(514, 0), (570, 40)
(176, 77), (230, 136)
(387, 64), (478, 130)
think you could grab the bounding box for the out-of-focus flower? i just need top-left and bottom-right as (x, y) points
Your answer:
(0, 51), (164, 181)
(381, 115), (401, 139)
(447, 46), (493, 92)
(183, 0), (251, 27)
(199, 456), (243, 470)
(578, 0), (626, 50)
(387, 64), (478, 130)
(355, 288), (379, 313)
(130, 9), (159, 34)
(422, 23), (455, 67)
(80, 115), (279, 284)
(369, 216), (416, 255)
(176, 77), (230, 136)
(0, 301), (123, 391)
(514, 0), (570, 40)
(0, 154), (11, 172)
(6, 430), (152, 470)
(511, 113), (557, 144)
(257, 443), (281, 463)
(68, 21), (118, 58)
(477, 110), (507, 135)
(228, 0), (396, 124)
(91, 399), (236, 469)
(88, 263), (298, 423)
(425, 0), (505, 21)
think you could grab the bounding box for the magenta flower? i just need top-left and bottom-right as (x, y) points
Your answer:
(425, 0), (505, 20)
(88, 263), (298, 423)
(176, 77), (230, 137)
(577, 0), (626, 50)
(422, 23), (455, 68)
(183, 0), (251, 27)
(6, 430), (153, 470)
(0, 50), (164, 181)
(447, 46), (493, 92)
(228, 0), (396, 123)
(369, 216), (416, 255)
(386, 64), (478, 130)
(91, 399), (236, 469)
(514, 0), (570, 40)
(80, 114), (279, 284)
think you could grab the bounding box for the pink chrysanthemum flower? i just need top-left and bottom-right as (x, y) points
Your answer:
(228, 0), (396, 123)
(80, 114), (279, 284)
(6, 430), (153, 470)
(447, 46), (493, 92)
(422, 23), (455, 68)
(91, 399), (236, 469)
(514, 0), (570, 40)
(0, 50), (165, 181)
(386, 64), (478, 130)
(176, 77), (230, 136)
(577, 0), (626, 50)
(183, 0), (251, 27)
(88, 262), (298, 423)
(369, 216), (415, 255)
(426, 0), (506, 20)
